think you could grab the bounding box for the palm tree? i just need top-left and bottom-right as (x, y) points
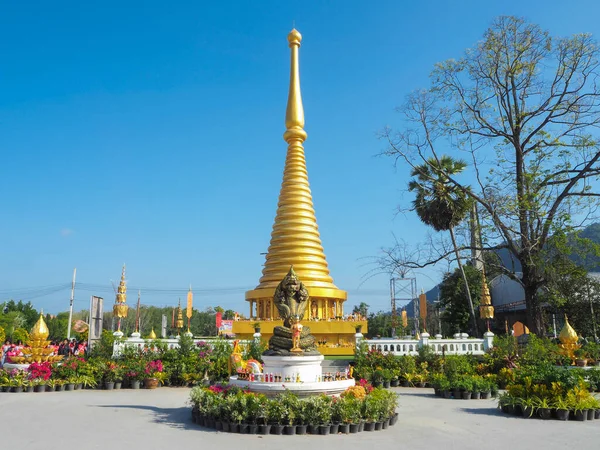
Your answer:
(408, 155), (479, 336)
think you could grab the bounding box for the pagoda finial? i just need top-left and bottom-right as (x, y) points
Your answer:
(284, 28), (307, 143)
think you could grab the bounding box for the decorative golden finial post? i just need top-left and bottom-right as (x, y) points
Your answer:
(113, 265), (129, 334)
(176, 299), (184, 335)
(479, 267), (494, 331)
(245, 28), (347, 321)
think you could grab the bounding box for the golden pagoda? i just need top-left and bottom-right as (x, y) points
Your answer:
(233, 29), (366, 354)
(176, 299), (184, 333)
(113, 265), (129, 332)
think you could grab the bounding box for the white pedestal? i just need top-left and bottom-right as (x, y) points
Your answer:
(262, 354), (324, 383)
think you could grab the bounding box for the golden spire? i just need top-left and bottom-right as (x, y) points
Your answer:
(113, 265), (129, 321)
(559, 315), (579, 345)
(246, 29), (346, 302)
(176, 299), (184, 330)
(30, 313), (50, 341)
(479, 266), (494, 320)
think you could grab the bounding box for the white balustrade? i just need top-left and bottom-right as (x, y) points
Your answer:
(112, 336), (252, 357)
(362, 331), (493, 356)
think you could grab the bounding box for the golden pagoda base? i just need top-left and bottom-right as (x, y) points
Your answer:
(231, 319), (366, 356)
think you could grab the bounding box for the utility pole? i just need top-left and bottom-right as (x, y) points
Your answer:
(66, 268), (77, 340)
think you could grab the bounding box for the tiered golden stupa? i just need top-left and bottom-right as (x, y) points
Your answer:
(233, 29), (367, 354)
(10, 313), (64, 364)
(113, 265), (129, 333)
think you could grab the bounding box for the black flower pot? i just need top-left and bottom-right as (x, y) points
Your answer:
(390, 379), (399, 387)
(555, 409), (569, 421)
(215, 421), (223, 431)
(452, 389), (461, 399)
(587, 409), (595, 421)
(284, 425), (296, 435)
(373, 381), (382, 388)
(401, 381), (409, 387)
(349, 423), (359, 433)
(363, 422), (376, 432)
(271, 424), (284, 435)
(382, 418), (390, 429)
(574, 410), (587, 421)
(383, 381), (391, 389)
(248, 424), (258, 434)
(339, 423), (350, 434)
(505, 405), (515, 415)
(443, 390), (451, 399)
(12, 387), (23, 393)
(319, 424), (331, 435)
(390, 413), (399, 426)
(461, 391), (471, 400)
(481, 391), (491, 399)
(296, 424), (307, 435)
(258, 424), (271, 435)
(307, 424), (319, 435)
(239, 423), (249, 434)
(34, 385), (46, 393)
(595, 409), (600, 420)
(471, 392), (481, 400)
(114, 382), (122, 390)
(230, 423), (240, 433)
(104, 382), (115, 391)
(75, 383), (83, 390)
(522, 406), (535, 418)
(538, 408), (552, 420)
(206, 418), (215, 428)
(330, 423), (339, 434)
(358, 421), (365, 432)
(26, 386), (34, 393)
(374, 421), (383, 430)
(222, 422), (230, 432)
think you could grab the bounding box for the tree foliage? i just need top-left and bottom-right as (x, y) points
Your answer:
(382, 16), (600, 335)
(439, 265), (483, 336)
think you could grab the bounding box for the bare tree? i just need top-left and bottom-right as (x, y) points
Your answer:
(381, 16), (600, 335)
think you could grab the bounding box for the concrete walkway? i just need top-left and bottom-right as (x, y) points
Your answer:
(0, 387), (596, 450)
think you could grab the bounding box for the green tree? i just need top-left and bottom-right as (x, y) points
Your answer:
(439, 265), (483, 336)
(367, 311), (393, 338)
(352, 302), (369, 317)
(382, 16), (600, 335)
(409, 156), (477, 335)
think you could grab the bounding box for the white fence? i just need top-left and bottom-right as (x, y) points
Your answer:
(362, 331), (494, 356)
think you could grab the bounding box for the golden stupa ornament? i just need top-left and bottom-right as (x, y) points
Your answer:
(479, 268), (494, 329)
(245, 29), (347, 315)
(10, 313), (63, 364)
(176, 299), (184, 333)
(149, 328), (157, 340)
(558, 315), (581, 364)
(112, 265), (129, 332)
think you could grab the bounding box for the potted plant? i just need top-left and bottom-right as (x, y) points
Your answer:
(266, 397), (285, 435)
(532, 396), (552, 420)
(252, 322), (261, 334)
(103, 362), (119, 390)
(551, 396), (571, 421)
(144, 360), (163, 389)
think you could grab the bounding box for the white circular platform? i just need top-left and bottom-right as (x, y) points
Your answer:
(228, 376), (355, 397)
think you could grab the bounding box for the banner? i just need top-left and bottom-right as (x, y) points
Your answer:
(187, 288), (193, 319)
(401, 309), (408, 328)
(419, 291), (427, 322)
(218, 319), (233, 336)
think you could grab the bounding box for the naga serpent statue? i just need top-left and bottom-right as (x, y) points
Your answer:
(264, 266), (319, 356)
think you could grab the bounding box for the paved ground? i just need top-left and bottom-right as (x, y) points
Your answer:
(0, 387), (597, 450)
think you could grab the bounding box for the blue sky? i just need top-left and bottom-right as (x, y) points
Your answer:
(1, 0), (599, 314)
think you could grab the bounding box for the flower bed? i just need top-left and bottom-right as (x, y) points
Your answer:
(189, 383), (399, 435)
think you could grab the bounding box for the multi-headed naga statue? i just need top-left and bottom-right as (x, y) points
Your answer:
(264, 266), (318, 356)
